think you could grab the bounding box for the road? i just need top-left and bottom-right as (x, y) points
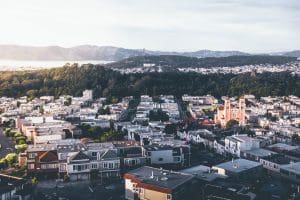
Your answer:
(0, 127), (16, 158)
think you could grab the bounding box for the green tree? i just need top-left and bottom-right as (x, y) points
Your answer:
(165, 124), (177, 135)
(226, 119), (239, 129)
(5, 153), (17, 166)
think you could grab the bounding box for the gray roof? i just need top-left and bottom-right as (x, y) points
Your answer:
(126, 166), (194, 190)
(180, 165), (226, 182)
(268, 143), (299, 151)
(57, 143), (86, 153)
(243, 148), (277, 157)
(213, 159), (262, 173)
(281, 162), (300, 175)
(100, 149), (118, 159)
(27, 144), (56, 152)
(70, 151), (90, 161)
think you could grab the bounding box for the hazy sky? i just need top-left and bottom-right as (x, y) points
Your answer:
(0, 0), (299, 52)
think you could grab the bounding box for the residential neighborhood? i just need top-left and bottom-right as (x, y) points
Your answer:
(1, 90), (300, 199)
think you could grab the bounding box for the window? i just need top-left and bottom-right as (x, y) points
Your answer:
(173, 157), (180, 162)
(29, 153), (36, 159)
(91, 152), (97, 157)
(131, 160), (136, 166)
(28, 163), (35, 169)
(103, 163), (108, 169)
(158, 158), (163, 162)
(167, 194), (172, 200)
(91, 163), (98, 169)
(109, 163), (114, 169)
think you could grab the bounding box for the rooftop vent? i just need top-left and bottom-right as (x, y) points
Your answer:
(150, 171), (154, 179)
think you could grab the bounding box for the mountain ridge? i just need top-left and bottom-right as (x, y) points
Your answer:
(0, 45), (298, 61)
(0, 45), (249, 61)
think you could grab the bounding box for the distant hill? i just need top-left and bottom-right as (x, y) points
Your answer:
(270, 50), (300, 58)
(0, 45), (249, 61)
(282, 50), (300, 58)
(0, 45), (144, 61)
(107, 55), (297, 69)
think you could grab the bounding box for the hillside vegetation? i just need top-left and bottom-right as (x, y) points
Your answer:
(0, 64), (299, 99)
(107, 55), (297, 69)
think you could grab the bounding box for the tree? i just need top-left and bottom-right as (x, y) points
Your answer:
(31, 177), (38, 185)
(226, 119), (239, 129)
(5, 153), (17, 166)
(149, 109), (169, 122)
(165, 124), (177, 135)
(39, 106), (44, 114)
(64, 97), (72, 106)
(241, 126), (255, 137)
(98, 107), (111, 115)
(98, 130), (121, 142)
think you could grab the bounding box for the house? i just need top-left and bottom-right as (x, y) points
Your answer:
(124, 166), (194, 200)
(26, 144), (58, 177)
(0, 174), (30, 200)
(113, 141), (146, 171)
(213, 140), (226, 155)
(260, 154), (292, 173)
(241, 148), (277, 162)
(57, 141), (86, 177)
(225, 135), (260, 157)
(188, 129), (216, 149)
(85, 143), (121, 178)
(142, 144), (190, 168)
(66, 151), (91, 181)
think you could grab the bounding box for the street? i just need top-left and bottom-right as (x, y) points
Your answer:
(0, 127), (15, 158)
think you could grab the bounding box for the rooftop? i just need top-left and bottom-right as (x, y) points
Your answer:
(267, 143), (299, 152)
(213, 159), (262, 173)
(280, 162), (300, 175)
(262, 154), (292, 165)
(124, 166), (194, 191)
(180, 165), (226, 182)
(27, 144), (57, 152)
(243, 148), (277, 157)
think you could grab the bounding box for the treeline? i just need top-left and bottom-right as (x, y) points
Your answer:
(0, 64), (299, 99)
(107, 55), (297, 69)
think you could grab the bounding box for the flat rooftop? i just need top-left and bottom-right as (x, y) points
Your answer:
(125, 166), (194, 190)
(267, 143), (299, 152)
(180, 165), (226, 182)
(262, 154), (292, 164)
(213, 159), (262, 173)
(243, 148), (277, 157)
(27, 144), (57, 152)
(280, 162), (300, 174)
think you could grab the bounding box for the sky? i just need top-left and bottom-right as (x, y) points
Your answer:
(0, 0), (299, 53)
